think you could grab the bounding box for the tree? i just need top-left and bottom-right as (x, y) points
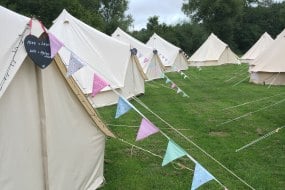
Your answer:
(0, 0), (104, 29)
(99, 0), (133, 34)
(182, 0), (244, 50)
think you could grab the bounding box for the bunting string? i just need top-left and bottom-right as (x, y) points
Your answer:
(163, 75), (189, 98)
(218, 97), (285, 126)
(107, 124), (193, 131)
(235, 125), (285, 152)
(117, 138), (193, 172)
(0, 26), (29, 93)
(131, 96), (255, 189)
(111, 88), (170, 139)
(118, 95), (228, 189)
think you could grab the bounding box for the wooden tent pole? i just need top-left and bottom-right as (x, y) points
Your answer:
(53, 55), (115, 138)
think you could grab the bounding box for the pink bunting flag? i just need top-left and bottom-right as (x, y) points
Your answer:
(92, 73), (109, 97)
(171, 83), (177, 89)
(48, 33), (64, 58)
(136, 118), (159, 141)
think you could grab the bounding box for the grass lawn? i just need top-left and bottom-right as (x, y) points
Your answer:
(98, 64), (285, 190)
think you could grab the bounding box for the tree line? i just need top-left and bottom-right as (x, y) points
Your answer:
(1, 0), (285, 55)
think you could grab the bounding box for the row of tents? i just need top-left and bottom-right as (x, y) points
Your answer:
(0, 5), (284, 189)
(0, 6), (192, 190)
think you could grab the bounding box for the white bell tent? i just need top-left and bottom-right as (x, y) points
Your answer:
(0, 5), (114, 190)
(249, 30), (285, 85)
(146, 33), (189, 72)
(49, 10), (146, 108)
(112, 27), (165, 80)
(189, 33), (240, 66)
(241, 32), (274, 64)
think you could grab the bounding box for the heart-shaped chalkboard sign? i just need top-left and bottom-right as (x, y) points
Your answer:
(24, 33), (53, 69)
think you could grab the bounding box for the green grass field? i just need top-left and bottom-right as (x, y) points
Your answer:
(98, 64), (285, 190)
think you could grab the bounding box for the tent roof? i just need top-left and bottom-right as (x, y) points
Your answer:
(0, 6), (114, 137)
(189, 33), (230, 62)
(49, 9), (132, 93)
(0, 5), (43, 98)
(112, 27), (161, 73)
(241, 32), (274, 60)
(146, 33), (181, 67)
(251, 31), (285, 72)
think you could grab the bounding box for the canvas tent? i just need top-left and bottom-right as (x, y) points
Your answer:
(189, 33), (240, 66)
(249, 30), (285, 85)
(50, 10), (146, 108)
(112, 27), (165, 80)
(241, 32), (274, 64)
(0, 5), (115, 190)
(146, 33), (188, 72)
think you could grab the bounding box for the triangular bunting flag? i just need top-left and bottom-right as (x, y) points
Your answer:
(143, 57), (149, 63)
(92, 73), (109, 96)
(136, 118), (160, 141)
(180, 72), (184, 76)
(184, 75), (188, 79)
(160, 73), (165, 78)
(171, 83), (177, 89)
(162, 139), (187, 166)
(183, 93), (189, 98)
(66, 53), (85, 77)
(177, 88), (182, 94)
(165, 78), (171, 84)
(190, 163), (215, 190)
(48, 33), (63, 58)
(115, 96), (132, 118)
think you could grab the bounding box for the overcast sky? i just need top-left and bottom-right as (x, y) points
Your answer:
(126, 0), (188, 31)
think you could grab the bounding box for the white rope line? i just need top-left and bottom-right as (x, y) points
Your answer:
(147, 81), (172, 90)
(224, 66), (249, 82)
(107, 124), (193, 131)
(225, 71), (248, 83)
(232, 75), (250, 87)
(236, 126), (285, 152)
(267, 72), (280, 89)
(222, 92), (285, 110)
(131, 96), (255, 189)
(117, 138), (194, 172)
(218, 98), (285, 126)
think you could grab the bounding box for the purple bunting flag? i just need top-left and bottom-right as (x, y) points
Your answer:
(48, 33), (63, 58)
(66, 53), (85, 77)
(136, 118), (160, 141)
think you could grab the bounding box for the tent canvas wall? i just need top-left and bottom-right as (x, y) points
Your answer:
(189, 33), (240, 66)
(249, 29), (285, 85)
(241, 32), (274, 64)
(0, 6), (114, 190)
(112, 27), (165, 80)
(50, 10), (146, 108)
(146, 33), (188, 72)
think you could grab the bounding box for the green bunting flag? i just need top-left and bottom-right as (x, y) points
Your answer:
(162, 139), (187, 166)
